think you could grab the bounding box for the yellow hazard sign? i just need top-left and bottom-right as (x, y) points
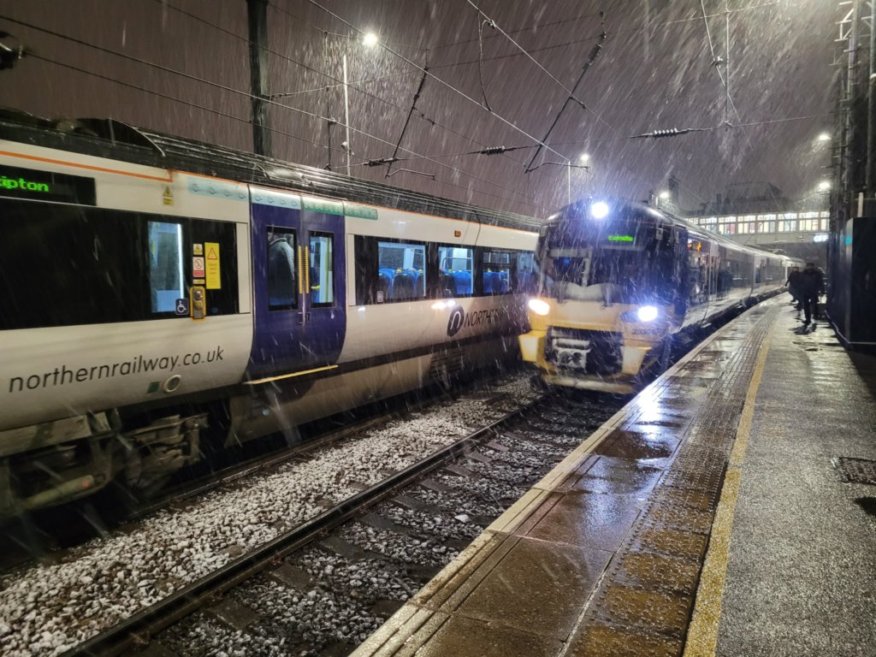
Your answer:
(163, 186), (174, 206)
(205, 242), (221, 289)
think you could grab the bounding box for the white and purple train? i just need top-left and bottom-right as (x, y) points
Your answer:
(0, 112), (539, 517)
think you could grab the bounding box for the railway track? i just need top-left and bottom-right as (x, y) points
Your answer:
(59, 391), (622, 657)
(0, 373), (537, 656)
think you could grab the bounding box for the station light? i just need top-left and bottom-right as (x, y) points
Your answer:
(590, 201), (610, 219)
(579, 153), (590, 164)
(528, 298), (551, 316)
(362, 31), (379, 47)
(658, 190), (670, 200)
(636, 305), (659, 322)
(817, 132), (831, 142)
(817, 180), (831, 192)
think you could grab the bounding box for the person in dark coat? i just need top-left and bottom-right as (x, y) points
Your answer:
(798, 262), (825, 326)
(786, 266), (802, 310)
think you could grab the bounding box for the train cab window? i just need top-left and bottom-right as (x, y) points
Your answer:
(309, 232), (334, 306)
(438, 246), (473, 297)
(148, 221), (185, 313)
(267, 227), (297, 310)
(378, 240), (426, 301)
(481, 250), (512, 295)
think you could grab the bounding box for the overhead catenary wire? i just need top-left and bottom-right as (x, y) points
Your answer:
(524, 20), (607, 172)
(148, 0), (530, 172)
(476, 10), (494, 113)
(466, 0), (616, 136)
(305, 0), (573, 165)
(427, 8), (607, 53)
(0, 15), (540, 209)
(384, 67), (429, 178)
(20, 55), (537, 212)
(24, 52), (325, 151)
(629, 113), (830, 139)
(699, 0), (742, 123)
(466, 0), (581, 103)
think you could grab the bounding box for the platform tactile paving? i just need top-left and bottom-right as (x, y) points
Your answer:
(832, 456), (876, 485)
(613, 551), (701, 594)
(566, 306), (778, 652)
(592, 585), (693, 636)
(567, 623), (682, 657)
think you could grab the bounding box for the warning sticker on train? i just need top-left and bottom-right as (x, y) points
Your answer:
(205, 242), (221, 289)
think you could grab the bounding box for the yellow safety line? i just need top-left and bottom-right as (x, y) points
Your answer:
(243, 364), (338, 385)
(683, 319), (775, 657)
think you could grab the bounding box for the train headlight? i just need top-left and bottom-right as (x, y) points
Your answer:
(528, 298), (551, 316)
(590, 201), (610, 219)
(636, 305), (659, 322)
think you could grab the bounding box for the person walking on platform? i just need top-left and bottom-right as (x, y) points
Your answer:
(798, 262), (825, 327)
(786, 266), (802, 310)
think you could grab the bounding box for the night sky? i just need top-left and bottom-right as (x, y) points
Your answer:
(0, 0), (837, 219)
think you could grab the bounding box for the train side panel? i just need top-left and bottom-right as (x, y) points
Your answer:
(0, 143), (253, 433)
(246, 187), (347, 380)
(339, 208), (535, 363)
(228, 206), (537, 441)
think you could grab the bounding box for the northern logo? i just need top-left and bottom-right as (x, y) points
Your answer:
(447, 306), (465, 337)
(447, 306), (501, 337)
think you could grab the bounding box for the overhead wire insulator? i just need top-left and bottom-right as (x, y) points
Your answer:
(365, 157), (400, 167)
(631, 127), (708, 139)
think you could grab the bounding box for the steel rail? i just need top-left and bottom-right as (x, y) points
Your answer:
(61, 396), (545, 657)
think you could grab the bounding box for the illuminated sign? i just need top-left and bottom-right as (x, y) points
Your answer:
(606, 234), (634, 243)
(1, 176), (49, 193)
(0, 165), (96, 205)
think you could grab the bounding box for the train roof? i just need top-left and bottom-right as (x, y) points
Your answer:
(0, 108), (541, 231)
(552, 197), (802, 263)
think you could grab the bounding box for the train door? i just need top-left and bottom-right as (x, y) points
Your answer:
(248, 191), (346, 379)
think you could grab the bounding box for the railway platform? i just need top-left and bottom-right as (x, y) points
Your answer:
(351, 297), (876, 657)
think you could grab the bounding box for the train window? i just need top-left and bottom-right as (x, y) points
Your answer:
(0, 200), (144, 330)
(377, 240), (426, 301)
(267, 227), (297, 310)
(309, 232), (334, 306)
(438, 246), (473, 297)
(0, 200), (238, 330)
(148, 221), (185, 313)
(481, 250), (512, 295)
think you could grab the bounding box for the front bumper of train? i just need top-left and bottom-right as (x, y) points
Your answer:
(520, 328), (653, 387)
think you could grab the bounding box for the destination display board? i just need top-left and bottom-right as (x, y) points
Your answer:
(0, 165), (96, 205)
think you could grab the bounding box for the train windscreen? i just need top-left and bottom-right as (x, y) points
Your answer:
(540, 215), (677, 304)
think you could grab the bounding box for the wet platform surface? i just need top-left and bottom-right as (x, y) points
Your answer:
(352, 298), (876, 657)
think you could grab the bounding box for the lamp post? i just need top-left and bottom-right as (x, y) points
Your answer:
(341, 31), (379, 175)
